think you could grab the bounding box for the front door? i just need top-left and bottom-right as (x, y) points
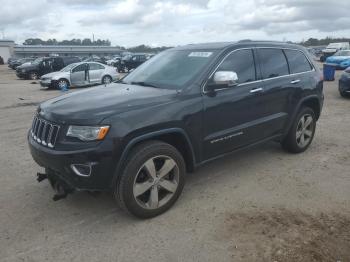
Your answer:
(202, 48), (287, 160)
(70, 63), (89, 86)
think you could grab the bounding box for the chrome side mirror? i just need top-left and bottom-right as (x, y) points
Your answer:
(213, 71), (239, 86)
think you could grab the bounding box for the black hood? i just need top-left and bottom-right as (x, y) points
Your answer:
(39, 83), (178, 125)
(17, 63), (37, 71)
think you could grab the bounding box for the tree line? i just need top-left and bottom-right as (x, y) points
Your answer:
(23, 38), (111, 46)
(22, 38), (171, 53)
(301, 37), (350, 47)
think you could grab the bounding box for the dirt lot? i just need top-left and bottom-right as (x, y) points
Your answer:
(0, 64), (349, 262)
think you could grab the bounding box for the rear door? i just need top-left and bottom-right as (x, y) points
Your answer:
(255, 48), (295, 135)
(88, 63), (105, 84)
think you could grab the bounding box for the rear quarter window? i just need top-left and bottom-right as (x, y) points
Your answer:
(257, 48), (289, 79)
(284, 49), (313, 74)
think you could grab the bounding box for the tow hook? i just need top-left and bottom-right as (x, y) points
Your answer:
(37, 172), (47, 182)
(52, 181), (74, 201)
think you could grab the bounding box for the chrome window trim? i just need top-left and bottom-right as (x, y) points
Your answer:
(202, 46), (315, 94)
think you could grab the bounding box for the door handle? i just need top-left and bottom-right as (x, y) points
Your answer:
(290, 79), (301, 84)
(250, 87), (263, 94)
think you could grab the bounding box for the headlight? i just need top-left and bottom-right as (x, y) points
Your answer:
(21, 69), (26, 73)
(67, 125), (110, 141)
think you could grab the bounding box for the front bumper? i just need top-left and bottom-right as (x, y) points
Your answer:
(40, 79), (53, 88)
(28, 133), (116, 191)
(16, 71), (28, 79)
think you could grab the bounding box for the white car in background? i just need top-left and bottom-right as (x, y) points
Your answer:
(39, 62), (119, 89)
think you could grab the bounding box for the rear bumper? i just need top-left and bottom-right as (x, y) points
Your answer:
(28, 133), (116, 191)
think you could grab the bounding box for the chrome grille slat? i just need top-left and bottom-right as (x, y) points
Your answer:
(30, 116), (60, 148)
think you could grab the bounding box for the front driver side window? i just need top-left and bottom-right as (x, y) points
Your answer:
(216, 49), (256, 84)
(72, 64), (87, 73)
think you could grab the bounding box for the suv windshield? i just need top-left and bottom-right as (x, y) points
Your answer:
(334, 50), (350, 56)
(122, 50), (217, 89)
(32, 58), (44, 65)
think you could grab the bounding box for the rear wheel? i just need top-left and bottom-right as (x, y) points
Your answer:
(282, 107), (316, 153)
(115, 141), (186, 218)
(102, 75), (112, 84)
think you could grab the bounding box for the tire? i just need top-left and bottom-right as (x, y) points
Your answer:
(56, 79), (69, 90)
(29, 72), (39, 80)
(282, 107), (316, 153)
(115, 140), (186, 219)
(102, 75), (112, 84)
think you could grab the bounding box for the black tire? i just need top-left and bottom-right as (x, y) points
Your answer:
(29, 71), (39, 80)
(102, 75), (112, 84)
(282, 107), (316, 153)
(115, 140), (186, 219)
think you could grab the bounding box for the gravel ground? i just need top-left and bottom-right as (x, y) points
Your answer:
(0, 64), (349, 261)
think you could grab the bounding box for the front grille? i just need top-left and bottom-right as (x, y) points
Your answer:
(30, 116), (60, 148)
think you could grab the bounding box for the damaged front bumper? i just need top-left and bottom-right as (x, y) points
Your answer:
(28, 132), (116, 198)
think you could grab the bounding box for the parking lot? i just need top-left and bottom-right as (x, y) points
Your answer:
(0, 63), (349, 261)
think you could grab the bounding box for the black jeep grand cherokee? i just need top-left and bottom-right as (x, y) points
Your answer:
(28, 41), (323, 218)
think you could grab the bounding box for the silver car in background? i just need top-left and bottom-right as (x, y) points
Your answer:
(40, 62), (119, 89)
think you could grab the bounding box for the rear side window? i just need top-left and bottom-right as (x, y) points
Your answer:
(284, 49), (313, 74)
(258, 49), (289, 79)
(89, 63), (104, 70)
(216, 49), (256, 84)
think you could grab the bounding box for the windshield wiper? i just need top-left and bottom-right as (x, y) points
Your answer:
(130, 81), (159, 88)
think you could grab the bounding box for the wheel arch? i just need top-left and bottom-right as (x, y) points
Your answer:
(284, 95), (322, 138)
(113, 128), (196, 185)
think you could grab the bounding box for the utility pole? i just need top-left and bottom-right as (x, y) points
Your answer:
(92, 33), (95, 44)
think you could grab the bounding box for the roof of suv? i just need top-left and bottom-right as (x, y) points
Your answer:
(174, 40), (303, 51)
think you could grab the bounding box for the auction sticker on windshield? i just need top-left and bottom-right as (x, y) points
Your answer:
(188, 52), (213, 58)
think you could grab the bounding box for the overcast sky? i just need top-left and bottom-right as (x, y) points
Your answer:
(1, 0), (349, 47)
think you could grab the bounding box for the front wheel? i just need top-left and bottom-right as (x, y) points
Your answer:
(115, 141), (186, 218)
(29, 72), (39, 80)
(56, 79), (69, 90)
(282, 107), (316, 153)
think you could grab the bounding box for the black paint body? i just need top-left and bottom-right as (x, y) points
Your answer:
(28, 41), (324, 191)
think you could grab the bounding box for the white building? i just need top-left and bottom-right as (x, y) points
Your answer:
(0, 40), (15, 63)
(0, 40), (123, 63)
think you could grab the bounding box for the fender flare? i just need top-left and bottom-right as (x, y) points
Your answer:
(112, 128), (197, 186)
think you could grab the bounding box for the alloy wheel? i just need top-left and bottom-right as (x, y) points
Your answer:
(58, 80), (67, 89)
(296, 114), (314, 148)
(133, 155), (179, 209)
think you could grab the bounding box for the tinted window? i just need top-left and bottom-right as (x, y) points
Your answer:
(284, 49), (313, 74)
(258, 49), (289, 79)
(89, 63), (104, 70)
(216, 49), (256, 84)
(72, 64), (87, 73)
